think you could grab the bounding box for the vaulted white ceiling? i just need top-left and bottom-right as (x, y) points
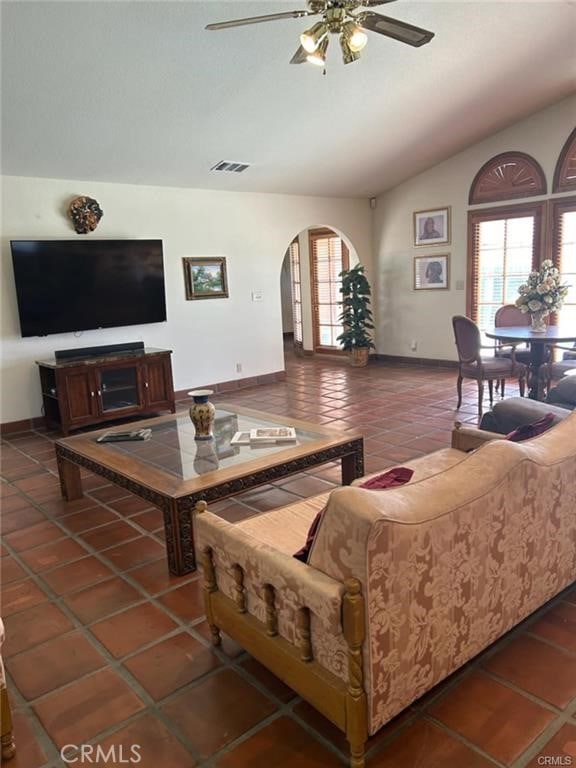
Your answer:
(2, 1), (575, 198)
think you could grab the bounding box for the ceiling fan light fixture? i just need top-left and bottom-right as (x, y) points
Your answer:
(342, 20), (368, 52)
(340, 35), (361, 65)
(300, 21), (328, 53)
(306, 36), (328, 66)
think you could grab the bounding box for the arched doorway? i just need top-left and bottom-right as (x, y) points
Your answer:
(280, 226), (360, 356)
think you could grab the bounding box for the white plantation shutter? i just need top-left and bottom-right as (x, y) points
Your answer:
(288, 239), (303, 347)
(552, 197), (576, 329)
(310, 230), (349, 351)
(468, 203), (544, 332)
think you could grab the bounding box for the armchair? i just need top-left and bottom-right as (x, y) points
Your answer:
(452, 315), (526, 416)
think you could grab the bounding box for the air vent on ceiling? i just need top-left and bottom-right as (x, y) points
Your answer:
(210, 161), (250, 173)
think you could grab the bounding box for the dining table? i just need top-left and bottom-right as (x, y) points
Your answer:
(485, 325), (576, 400)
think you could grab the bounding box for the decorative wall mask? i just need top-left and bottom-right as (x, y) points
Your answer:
(68, 196), (103, 234)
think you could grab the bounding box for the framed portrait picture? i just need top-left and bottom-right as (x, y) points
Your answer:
(414, 207), (451, 247)
(414, 254), (450, 290)
(183, 257), (228, 300)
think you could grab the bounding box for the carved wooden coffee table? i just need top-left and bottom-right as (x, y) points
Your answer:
(55, 405), (364, 575)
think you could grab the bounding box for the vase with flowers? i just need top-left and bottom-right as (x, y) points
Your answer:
(515, 260), (569, 332)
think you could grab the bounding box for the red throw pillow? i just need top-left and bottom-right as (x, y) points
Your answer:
(506, 412), (555, 442)
(293, 505), (325, 563)
(293, 467), (414, 563)
(359, 466), (414, 489)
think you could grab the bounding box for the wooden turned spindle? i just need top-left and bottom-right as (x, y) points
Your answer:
(297, 606), (313, 662)
(201, 545), (221, 646)
(343, 578), (367, 768)
(263, 584), (278, 637)
(232, 564), (247, 613)
(202, 546), (217, 593)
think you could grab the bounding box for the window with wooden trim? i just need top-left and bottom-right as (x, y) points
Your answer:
(467, 203), (544, 333)
(309, 229), (349, 351)
(551, 196), (576, 328)
(288, 238), (303, 347)
(553, 128), (576, 194)
(469, 152), (547, 205)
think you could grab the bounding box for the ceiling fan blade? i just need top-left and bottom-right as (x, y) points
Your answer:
(360, 0), (399, 6)
(206, 10), (313, 31)
(290, 45), (309, 64)
(359, 11), (434, 47)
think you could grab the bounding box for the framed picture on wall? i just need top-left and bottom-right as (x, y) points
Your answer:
(183, 257), (229, 300)
(414, 207), (451, 247)
(414, 254), (450, 290)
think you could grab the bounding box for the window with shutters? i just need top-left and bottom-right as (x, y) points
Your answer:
(309, 229), (349, 351)
(469, 152), (546, 205)
(467, 203), (544, 334)
(288, 238), (303, 348)
(551, 197), (576, 328)
(553, 128), (576, 193)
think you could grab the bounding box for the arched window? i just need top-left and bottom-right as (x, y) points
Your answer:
(553, 127), (576, 193)
(469, 152), (547, 205)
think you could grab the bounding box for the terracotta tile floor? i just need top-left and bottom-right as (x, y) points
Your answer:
(1, 350), (575, 767)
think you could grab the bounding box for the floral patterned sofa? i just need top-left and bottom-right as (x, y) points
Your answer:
(195, 413), (576, 768)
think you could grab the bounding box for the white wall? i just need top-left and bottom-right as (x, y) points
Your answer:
(373, 95), (576, 361)
(1, 176), (372, 423)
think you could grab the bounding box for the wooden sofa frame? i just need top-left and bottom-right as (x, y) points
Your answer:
(1, 683), (15, 760)
(198, 498), (369, 767)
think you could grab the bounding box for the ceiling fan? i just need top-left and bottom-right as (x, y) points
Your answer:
(205, 0), (434, 67)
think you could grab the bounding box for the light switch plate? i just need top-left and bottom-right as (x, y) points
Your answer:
(251, 290), (263, 302)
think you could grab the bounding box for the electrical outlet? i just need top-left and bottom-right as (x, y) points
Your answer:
(236, 363), (242, 373)
(410, 340), (418, 351)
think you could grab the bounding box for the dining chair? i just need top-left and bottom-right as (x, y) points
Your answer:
(452, 315), (527, 417)
(539, 343), (576, 397)
(493, 304), (533, 394)
(494, 305), (531, 359)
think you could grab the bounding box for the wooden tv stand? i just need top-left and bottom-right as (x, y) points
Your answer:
(36, 348), (175, 435)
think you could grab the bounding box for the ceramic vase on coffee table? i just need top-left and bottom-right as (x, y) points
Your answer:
(188, 390), (215, 440)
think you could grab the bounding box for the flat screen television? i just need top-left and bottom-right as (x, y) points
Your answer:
(11, 239), (167, 337)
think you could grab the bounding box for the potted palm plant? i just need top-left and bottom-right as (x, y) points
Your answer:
(337, 263), (375, 367)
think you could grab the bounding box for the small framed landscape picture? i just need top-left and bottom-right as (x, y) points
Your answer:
(414, 207), (451, 247)
(183, 257), (228, 300)
(414, 254), (450, 290)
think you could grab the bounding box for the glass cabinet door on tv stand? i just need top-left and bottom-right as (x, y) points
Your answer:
(99, 365), (141, 413)
(36, 348), (175, 435)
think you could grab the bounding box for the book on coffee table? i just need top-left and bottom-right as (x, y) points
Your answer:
(230, 427), (297, 446)
(249, 427), (296, 443)
(230, 431), (251, 445)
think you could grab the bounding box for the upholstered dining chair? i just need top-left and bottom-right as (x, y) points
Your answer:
(452, 315), (527, 416)
(493, 304), (536, 394)
(539, 343), (576, 397)
(494, 305), (532, 362)
(0, 619), (15, 761)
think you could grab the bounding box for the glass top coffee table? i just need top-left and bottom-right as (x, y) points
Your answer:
(55, 405), (364, 575)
